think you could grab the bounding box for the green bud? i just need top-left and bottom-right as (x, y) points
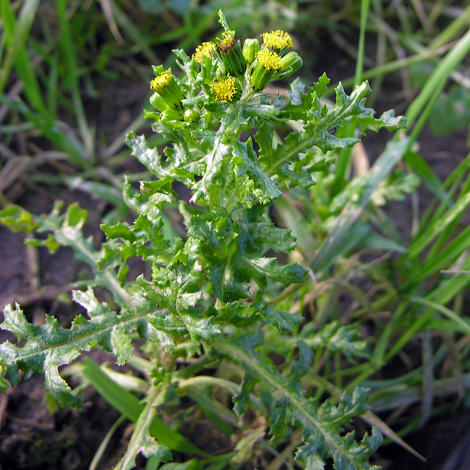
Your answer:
(243, 38), (260, 64)
(232, 155), (244, 166)
(150, 92), (169, 112)
(161, 109), (184, 128)
(184, 108), (200, 123)
(216, 216), (229, 232)
(217, 32), (247, 77)
(251, 67), (273, 92)
(279, 51), (303, 76)
(150, 68), (185, 110)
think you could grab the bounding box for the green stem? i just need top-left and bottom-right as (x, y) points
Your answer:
(117, 384), (166, 470)
(355, 0), (370, 86)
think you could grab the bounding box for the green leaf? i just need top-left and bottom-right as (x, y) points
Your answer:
(348, 109), (407, 134)
(0, 303), (83, 408)
(214, 336), (382, 470)
(0, 205), (38, 233)
(0, 287), (185, 408)
(186, 206), (306, 303)
(299, 322), (369, 359)
(233, 138), (281, 205)
(102, 222), (136, 242)
(160, 459), (203, 470)
(253, 294), (302, 332)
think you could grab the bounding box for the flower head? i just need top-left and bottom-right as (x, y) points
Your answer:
(193, 42), (217, 63)
(149, 68), (184, 110)
(261, 30), (293, 52)
(218, 31), (236, 50)
(150, 69), (173, 92)
(255, 49), (282, 71)
(250, 50), (282, 91)
(216, 32), (247, 76)
(211, 75), (239, 102)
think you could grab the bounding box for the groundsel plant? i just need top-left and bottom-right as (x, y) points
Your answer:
(0, 12), (406, 470)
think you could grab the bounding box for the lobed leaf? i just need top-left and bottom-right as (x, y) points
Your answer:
(0, 288), (173, 408)
(214, 335), (382, 470)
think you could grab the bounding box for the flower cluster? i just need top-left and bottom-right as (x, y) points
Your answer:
(148, 19), (302, 120)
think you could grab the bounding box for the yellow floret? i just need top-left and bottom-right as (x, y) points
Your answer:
(256, 49), (282, 71)
(261, 30), (293, 51)
(150, 69), (173, 92)
(212, 75), (237, 102)
(219, 31), (235, 47)
(193, 42), (216, 63)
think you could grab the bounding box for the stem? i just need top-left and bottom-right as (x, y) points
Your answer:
(118, 384), (166, 470)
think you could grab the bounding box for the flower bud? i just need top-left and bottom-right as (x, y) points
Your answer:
(150, 92), (169, 112)
(243, 38), (260, 64)
(184, 108), (200, 123)
(160, 109), (184, 128)
(279, 51), (303, 76)
(150, 68), (185, 110)
(250, 49), (282, 91)
(217, 32), (247, 77)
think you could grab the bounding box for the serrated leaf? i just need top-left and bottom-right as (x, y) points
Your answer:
(299, 321), (369, 359)
(214, 336), (382, 470)
(0, 204), (38, 233)
(25, 233), (61, 253)
(0, 303), (83, 409)
(232, 367), (257, 416)
(0, 287), (176, 408)
(269, 396), (288, 445)
(234, 204), (297, 253)
(102, 222), (136, 242)
(178, 312), (220, 344)
(233, 138), (281, 205)
(186, 206), (306, 303)
(110, 326), (134, 366)
(287, 341), (314, 389)
(313, 73), (330, 99)
(287, 77), (307, 105)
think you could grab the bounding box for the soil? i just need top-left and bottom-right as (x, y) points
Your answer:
(1, 19), (470, 470)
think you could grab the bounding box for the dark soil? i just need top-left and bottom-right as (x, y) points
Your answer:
(1, 23), (470, 470)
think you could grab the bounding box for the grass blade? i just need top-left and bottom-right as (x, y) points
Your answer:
(406, 27), (470, 127)
(0, 0), (45, 112)
(56, 0), (94, 160)
(82, 356), (204, 455)
(312, 138), (408, 274)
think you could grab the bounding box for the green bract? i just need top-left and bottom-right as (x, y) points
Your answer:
(0, 10), (406, 470)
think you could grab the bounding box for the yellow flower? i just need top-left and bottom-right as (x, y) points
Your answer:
(251, 50), (283, 91)
(211, 75), (238, 102)
(260, 30), (293, 51)
(149, 68), (184, 109)
(216, 32), (247, 76)
(218, 31), (235, 49)
(150, 69), (173, 92)
(193, 42), (216, 63)
(255, 49), (282, 71)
